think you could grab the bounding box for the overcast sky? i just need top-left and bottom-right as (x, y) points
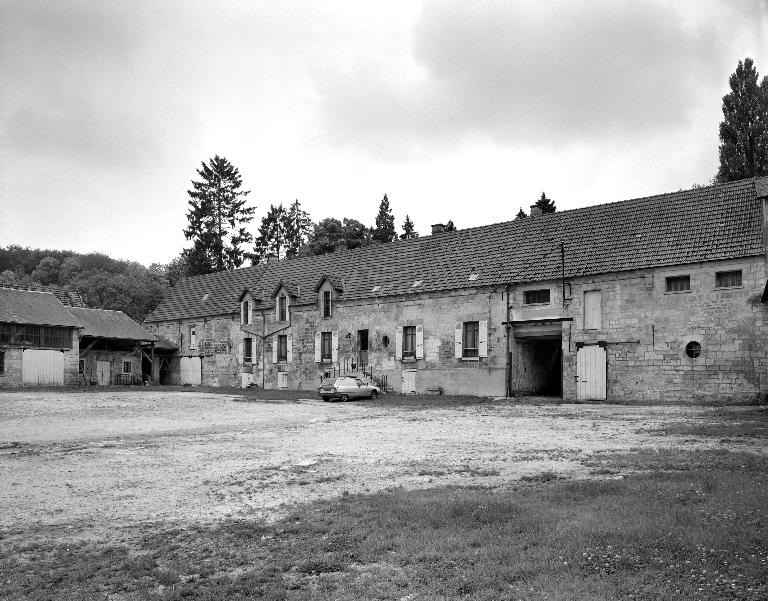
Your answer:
(1, 0), (766, 266)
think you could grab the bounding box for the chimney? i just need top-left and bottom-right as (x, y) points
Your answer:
(431, 223), (445, 235)
(529, 205), (542, 217)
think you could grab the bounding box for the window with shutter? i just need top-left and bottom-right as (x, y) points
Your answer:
(462, 321), (479, 357)
(402, 326), (416, 359)
(277, 335), (288, 362)
(243, 338), (252, 363)
(321, 332), (332, 361)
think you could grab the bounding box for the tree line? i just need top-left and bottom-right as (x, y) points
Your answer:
(179, 159), (457, 277)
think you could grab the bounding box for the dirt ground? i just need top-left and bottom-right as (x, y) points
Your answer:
(1, 390), (765, 545)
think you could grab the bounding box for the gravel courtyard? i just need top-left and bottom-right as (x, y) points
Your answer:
(1, 390), (765, 546)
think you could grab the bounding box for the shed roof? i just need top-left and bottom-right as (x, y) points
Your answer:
(68, 307), (157, 341)
(145, 177), (768, 323)
(0, 287), (82, 327)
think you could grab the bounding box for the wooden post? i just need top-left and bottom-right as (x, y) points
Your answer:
(150, 342), (155, 384)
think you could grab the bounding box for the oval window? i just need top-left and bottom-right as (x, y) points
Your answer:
(382, 335), (390, 348)
(685, 341), (701, 358)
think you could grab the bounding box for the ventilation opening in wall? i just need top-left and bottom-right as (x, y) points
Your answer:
(685, 341), (701, 359)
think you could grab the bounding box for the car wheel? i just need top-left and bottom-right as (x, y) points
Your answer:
(370, 390), (378, 399)
(340, 393), (350, 402)
(321, 396), (331, 401)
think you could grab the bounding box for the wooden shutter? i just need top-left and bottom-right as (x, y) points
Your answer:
(415, 324), (424, 359)
(248, 301), (253, 324)
(286, 334), (293, 363)
(454, 323), (462, 358)
(241, 302), (246, 324)
(314, 332), (321, 362)
(272, 338), (278, 363)
(237, 341), (243, 362)
(584, 290), (602, 330)
(332, 330), (339, 362)
(395, 326), (403, 359)
(478, 320), (488, 357)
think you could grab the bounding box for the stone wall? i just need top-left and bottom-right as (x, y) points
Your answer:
(0, 329), (80, 388)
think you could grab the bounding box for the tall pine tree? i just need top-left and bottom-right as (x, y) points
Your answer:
(253, 204), (289, 263)
(183, 156), (254, 274)
(400, 215), (418, 240)
(716, 58), (768, 182)
(515, 208), (528, 219)
(284, 199), (312, 259)
(372, 194), (397, 243)
(534, 192), (556, 214)
(445, 220), (457, 232)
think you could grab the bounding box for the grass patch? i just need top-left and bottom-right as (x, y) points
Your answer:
(642, 408), (768, 438)
(2, 450), (766, 600)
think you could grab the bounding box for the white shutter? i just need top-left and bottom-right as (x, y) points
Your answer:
(454, 323), (463, 358)
(395, 326), (403, 359)
(272, 338), (278, 363)
(415, 324), (424, 359)
(314, 332), (321, 362)
(238, 341), (243, 362)
(478, 320), (488, 357)
(248, 301), (253, 324)
(241, 302), (246, 324)
(287, 334), (293, 363)
(332, 330), (339, 362)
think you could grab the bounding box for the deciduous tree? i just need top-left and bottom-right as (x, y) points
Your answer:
(716, 58), (768, 182)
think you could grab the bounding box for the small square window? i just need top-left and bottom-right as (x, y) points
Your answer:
(715, 270), (742, 288)
(523, 289), (550, 305)
(123, 361), (132, 374)
(665, 275), (691, 293)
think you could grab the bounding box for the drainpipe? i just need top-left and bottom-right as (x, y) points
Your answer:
(261, 310), (266, 389)
(505, 284), (511, 397)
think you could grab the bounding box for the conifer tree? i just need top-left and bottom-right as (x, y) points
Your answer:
(253, 204), (289, 263)
(515, 208), (528, 220)
(445, 220), (457, 232)
(716, 58), (768, 182)
(183, 155), (254, 274)
(534, 192), (556, 214)
(372, 194), (397, 243)
(284, 199), (312, 259)
(400, 215), (418, 240)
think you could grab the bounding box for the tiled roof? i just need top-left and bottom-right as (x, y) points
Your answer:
(0, 287), (82, 327)
(0, 284), (86, 307)
(68, 307), (157, 341)
(145, 177), (767, 323)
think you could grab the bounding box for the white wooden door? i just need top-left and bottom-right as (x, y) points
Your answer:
(576, 345), (606, 401)
(22, 350), (64, 386)
(278, 372), (288, 389)
(180, 356), (202, 386)
(95, 360), (111, 385)
(401, 369), (416, 394)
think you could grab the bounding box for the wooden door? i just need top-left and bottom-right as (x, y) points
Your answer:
(576, 345), (606, 401)
(401, 369), (416, 394)
(22, 350), (64, 386)
(278, 372), (288, 389)
(180, 357), (202, 386)
(96, 361), (111, 385)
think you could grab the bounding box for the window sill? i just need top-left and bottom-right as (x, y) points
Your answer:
(715, 286), (743, 290)
(664, 290), (690, 295)
(461, 357), (479, 362)
(522, 302), (550, 307)
(401, 356), (417, 363)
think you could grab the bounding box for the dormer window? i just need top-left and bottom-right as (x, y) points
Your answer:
(277, 295), (287, 322)
(322, 290), (332, 318)
(241, 300), (251, 325)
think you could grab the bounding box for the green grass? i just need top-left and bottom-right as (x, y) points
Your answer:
(641, 408), (768, 438)
(2, 449), (766, 600)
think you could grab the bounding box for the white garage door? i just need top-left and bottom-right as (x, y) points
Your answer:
(22, 349), (64, 386)
(180, 356), (202, 386)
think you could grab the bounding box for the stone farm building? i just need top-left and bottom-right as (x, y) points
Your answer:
(0, 287), (158, 387)
(144, 178), (768, 403)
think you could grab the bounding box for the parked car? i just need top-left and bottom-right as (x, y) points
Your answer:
(318, 376), (380, 401)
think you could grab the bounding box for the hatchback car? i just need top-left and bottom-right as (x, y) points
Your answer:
(318, 376), (380, 401)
